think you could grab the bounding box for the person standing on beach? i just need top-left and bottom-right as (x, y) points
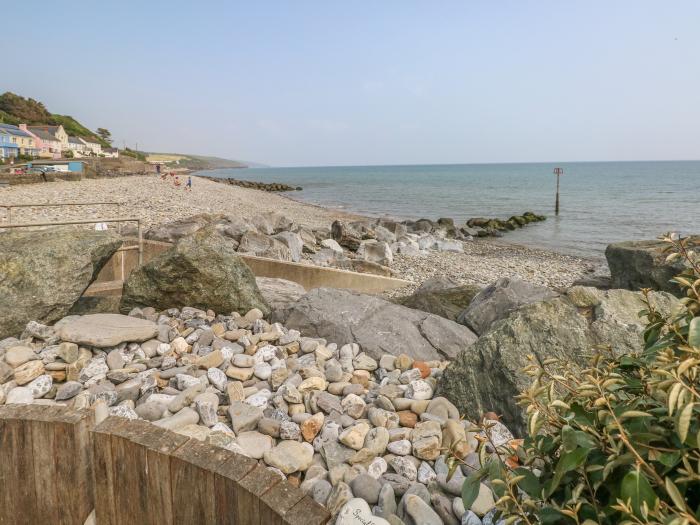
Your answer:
(186, 176), (192, 191)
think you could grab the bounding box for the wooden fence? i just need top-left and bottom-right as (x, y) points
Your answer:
(0, 406), (330, 525)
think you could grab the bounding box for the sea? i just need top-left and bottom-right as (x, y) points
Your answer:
(197, 161), (700, 260)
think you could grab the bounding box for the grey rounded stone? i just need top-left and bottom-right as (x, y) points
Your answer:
(350, 473), (382, 505)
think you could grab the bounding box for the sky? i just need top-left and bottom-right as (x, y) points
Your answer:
(4, 1), (699, 166)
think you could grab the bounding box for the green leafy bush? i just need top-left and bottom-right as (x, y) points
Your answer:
(460, 234), (700, 524)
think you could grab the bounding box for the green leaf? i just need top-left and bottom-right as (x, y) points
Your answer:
(677, 402), (694, 442)
(547, 447), (590, 497)
(689, 317), (700, 348)
(664, 477), (686, 511)
(461, 472), (482, 511)
(513, 467), (541, 497)
(620, 469), (658, 518)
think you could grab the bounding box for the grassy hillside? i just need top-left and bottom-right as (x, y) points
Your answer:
(0, 92), (109, 147)
(146, 152), (248, 170)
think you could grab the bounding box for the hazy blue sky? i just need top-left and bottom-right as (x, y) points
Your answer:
(4, 1), (699, 166)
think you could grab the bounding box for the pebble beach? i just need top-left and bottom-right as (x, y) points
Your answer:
(0, 174), (594, 290)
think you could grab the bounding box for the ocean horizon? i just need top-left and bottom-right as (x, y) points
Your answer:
(197, 160), (700, 260)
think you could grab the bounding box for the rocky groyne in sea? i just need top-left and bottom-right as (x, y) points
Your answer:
(204, 176), (302, 192)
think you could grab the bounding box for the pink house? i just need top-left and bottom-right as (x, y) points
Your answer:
(19, 124), (61, 158)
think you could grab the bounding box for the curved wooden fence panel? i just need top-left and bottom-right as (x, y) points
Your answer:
(0, 406), (329, 525)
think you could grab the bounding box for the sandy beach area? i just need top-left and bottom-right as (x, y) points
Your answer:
(0, 174), (594, 290)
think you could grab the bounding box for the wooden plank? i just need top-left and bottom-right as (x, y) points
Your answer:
(29, 411), (60, 521)
(170, 440), (218, 523)
(92, 417), (129, 525)
(258, 481), (306, 525)
(283, 496), (331, 525)
(235, 464), (282, 525)
(0, 406), (36, 525)
(106, 418), (188, 524)
(212, 452), (257, 524)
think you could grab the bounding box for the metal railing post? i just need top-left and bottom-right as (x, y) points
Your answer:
(137, 220), (143, 266)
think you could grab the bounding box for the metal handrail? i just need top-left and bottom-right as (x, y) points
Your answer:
(0, 217), (143, 265)
(1, 201), (123, 223)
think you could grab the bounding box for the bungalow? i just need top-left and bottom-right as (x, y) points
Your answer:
(103, 147), (119, 158)
(27, 125), (68, 149)
(79, 136), (102, 156)
(0, 123), (39, 157)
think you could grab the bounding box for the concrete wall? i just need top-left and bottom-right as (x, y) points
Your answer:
(88, 238), (410, 297)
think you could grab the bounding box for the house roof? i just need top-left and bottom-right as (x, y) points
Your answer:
(81, 137), (100, 145)
(28, 125), (62, 135)
(67, 136), (84, 145)
(104, 147), (119, 153)
(30, 129), (60, 141)
(0, 123), (33, 138)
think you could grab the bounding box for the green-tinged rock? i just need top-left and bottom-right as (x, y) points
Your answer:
(437, 286), (678, 435)
(120, 226), (269, 315)
(605, 237), (699, 297)
(394, 277), (482, 321)
(0, 228), (122, 339)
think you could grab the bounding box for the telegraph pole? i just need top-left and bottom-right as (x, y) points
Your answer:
(554, 167), (563, 215)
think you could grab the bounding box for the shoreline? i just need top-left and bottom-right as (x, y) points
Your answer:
(0, 174), (595, 289)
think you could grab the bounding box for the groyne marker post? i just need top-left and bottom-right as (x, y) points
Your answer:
(554, 167), (563, 215)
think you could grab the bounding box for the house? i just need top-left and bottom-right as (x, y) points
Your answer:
(0, 128), (20, 160)
(103, 147), (119, 158)
(67, 136), (88, 157)
(26, 125), (68, 149)
(0, 123), (39, 157)
(79, 136), (102, 156)
(19, 124), (58, 158)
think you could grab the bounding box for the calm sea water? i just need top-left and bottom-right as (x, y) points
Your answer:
(197, 161), (700, 260)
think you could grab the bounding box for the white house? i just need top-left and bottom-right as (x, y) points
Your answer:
(79, 137), (102, 156)
(67, 136), (88, 156)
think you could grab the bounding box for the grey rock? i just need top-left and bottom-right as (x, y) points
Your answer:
(255, 277), (306, 312)
(57, 314), (158, 348)
(310, 479), (332, 506)
(277, 288), (478, 361)
(457, 277), (558, 335)
(228, 401), (264, 434)
(396, 277), (482, 321)
(350, 473), (382, 505)
(55, 381), (83, 401)
(439, 286), (678, 434)
(121, 226), (269, 316)
(0, 228), (121, 339)
(606, 238), (698, 297)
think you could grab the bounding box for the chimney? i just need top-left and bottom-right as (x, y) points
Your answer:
(19, 124), (27, 131)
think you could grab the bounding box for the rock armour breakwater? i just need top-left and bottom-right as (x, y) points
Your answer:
(204, 176), (302, 192)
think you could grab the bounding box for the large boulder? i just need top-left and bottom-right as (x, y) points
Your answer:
(357, 240), (393, 266)
(0, 228), (122, 339)
(255, 277), (306, 311)
(606, 238), (698, 297)
(120, 227), (269, 315)
(395, 277), (482, 321)
(437, 286), (679, 435)
(457, 277), (558, 335)
(145, 213), (215, 243)
(238, 232), (291, 261)
(275, 288), (478, 361)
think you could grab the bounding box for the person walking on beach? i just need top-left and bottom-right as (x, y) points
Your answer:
(186, 176), (192, 191)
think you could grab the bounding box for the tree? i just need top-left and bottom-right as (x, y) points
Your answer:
(96, 128), (112, 144)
